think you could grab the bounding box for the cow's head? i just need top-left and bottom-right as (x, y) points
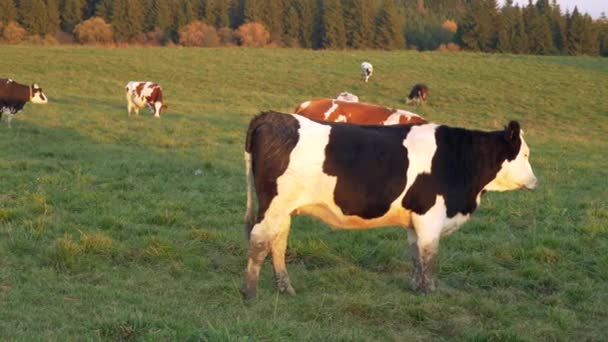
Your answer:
(30, 83), (48, 104)
(485, 121), (538, 192)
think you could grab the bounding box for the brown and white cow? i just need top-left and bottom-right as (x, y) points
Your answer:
(125, 81), (167, 118)
(241, 112), (538, 299)
(294, 98), (428, 125)
(0, 78), (48, 128)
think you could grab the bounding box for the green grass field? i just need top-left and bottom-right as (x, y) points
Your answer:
(0, 45), (607, 340)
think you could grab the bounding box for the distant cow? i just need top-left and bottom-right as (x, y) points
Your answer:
(360, 62), (373, 82)
(294, 98), (428, 125)
(335, 91), (359, 102)
(406, 84), (429, 105)
(125, 81), (167, 118)
(241, 112), (537, 299)
(0, 78), (48, 127)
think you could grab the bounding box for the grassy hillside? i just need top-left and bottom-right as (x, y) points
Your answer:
(0, 45), (607, 340)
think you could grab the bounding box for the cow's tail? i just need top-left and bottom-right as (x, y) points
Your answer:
(244, 114), (264, 239)
(244, 149), (255, 239)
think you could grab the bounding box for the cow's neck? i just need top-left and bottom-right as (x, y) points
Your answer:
(471, 131), (513, 195)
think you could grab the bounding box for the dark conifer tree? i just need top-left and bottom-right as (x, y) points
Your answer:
(214, 0), (231, 28)
(548, 0), (566, 53)
(566, 7), (583, 55)
(374, 0), (405, 50)
(284, 3), (301, 46)
(19, 0), (48, 35)
(319, 0), (346, 49)
(498, 0), (520, 53)
(297, 0), (316, 48)
(60, 0), (85, 32)
(580, 14), (599, 55)
(244, 0), (264, 22)
(45, 0), (61, 35)
(147, 0), (172, 32)
(265, 0), (286, 43)
(511, 5), (529, 53)
(94, 0), (113, 21)
(523, 1), (553, 54)
(343, 0), (374, 49)
(111, 0), (145, 41)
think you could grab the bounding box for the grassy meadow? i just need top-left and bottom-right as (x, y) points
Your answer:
(0, 45), (607, 340)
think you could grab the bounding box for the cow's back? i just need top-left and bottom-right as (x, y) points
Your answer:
(295, 98), (427, 125)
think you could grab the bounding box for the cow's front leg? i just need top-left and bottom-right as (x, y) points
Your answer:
(410, 239), (438, 293)
(271, 216), (295, 295)
(409, 212), (444, 293)
(6, 113), (14, 128)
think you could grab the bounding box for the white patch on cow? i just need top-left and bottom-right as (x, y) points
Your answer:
(442, 212), (470, 236)
(336, 115), (347, 122)
(411, 195), (470, 244)
(383, 112), (404, 125)
(484, 133), (537, 191)
(323, 101), (339, 120)
(299, 101), (311, 110)
(30, 91), (48, 104)
(382, 109), (421, 125)
(402, 124), (439, 189)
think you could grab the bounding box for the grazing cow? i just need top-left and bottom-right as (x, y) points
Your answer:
(241, 112), (537, 299)
(361, 62), (373, 82)
(125, 81), (167, 118)
(294, 98), (428, 125)
(406, 84), (429, 105)
(0, 78), (48, 128)
(335, 91), (359, 102)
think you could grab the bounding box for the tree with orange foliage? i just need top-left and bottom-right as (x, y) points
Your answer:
(2, 21), (27, 44)
(442, 19), (458, 33)
(178, 20), (219, 47)
(73, 17), (113, 44)
(235, 22), (270, 47)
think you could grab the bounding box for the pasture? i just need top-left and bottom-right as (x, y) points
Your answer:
(0, 45), (607, 340)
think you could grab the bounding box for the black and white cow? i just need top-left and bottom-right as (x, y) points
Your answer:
(242, 112), (537, 299)
(0, 78), (48, 127)
(406, 83), (429, 105)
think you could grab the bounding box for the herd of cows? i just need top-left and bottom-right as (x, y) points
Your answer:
(0, 61), (538, 300)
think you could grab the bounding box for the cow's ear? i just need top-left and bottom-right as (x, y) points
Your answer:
(504, 121), (520, 142)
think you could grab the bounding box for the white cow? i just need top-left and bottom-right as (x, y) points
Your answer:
(360, 62), (373, 82)
(335, 91), (359, 102)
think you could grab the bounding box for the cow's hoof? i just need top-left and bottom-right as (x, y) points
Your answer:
(411, 278), (435, 294)
(241, 287), (257, 300)
(280, 285), (296, 296)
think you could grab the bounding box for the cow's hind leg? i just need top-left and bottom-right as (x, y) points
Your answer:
(242, 215), (291, 300)
(271, 216), (295, 295)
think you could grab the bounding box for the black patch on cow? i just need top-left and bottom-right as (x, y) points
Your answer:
(0, 79), (30, 118)
(403, 122), (522, 217)
(246, 112), (301, 223)
(323, 123), (412, 219)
